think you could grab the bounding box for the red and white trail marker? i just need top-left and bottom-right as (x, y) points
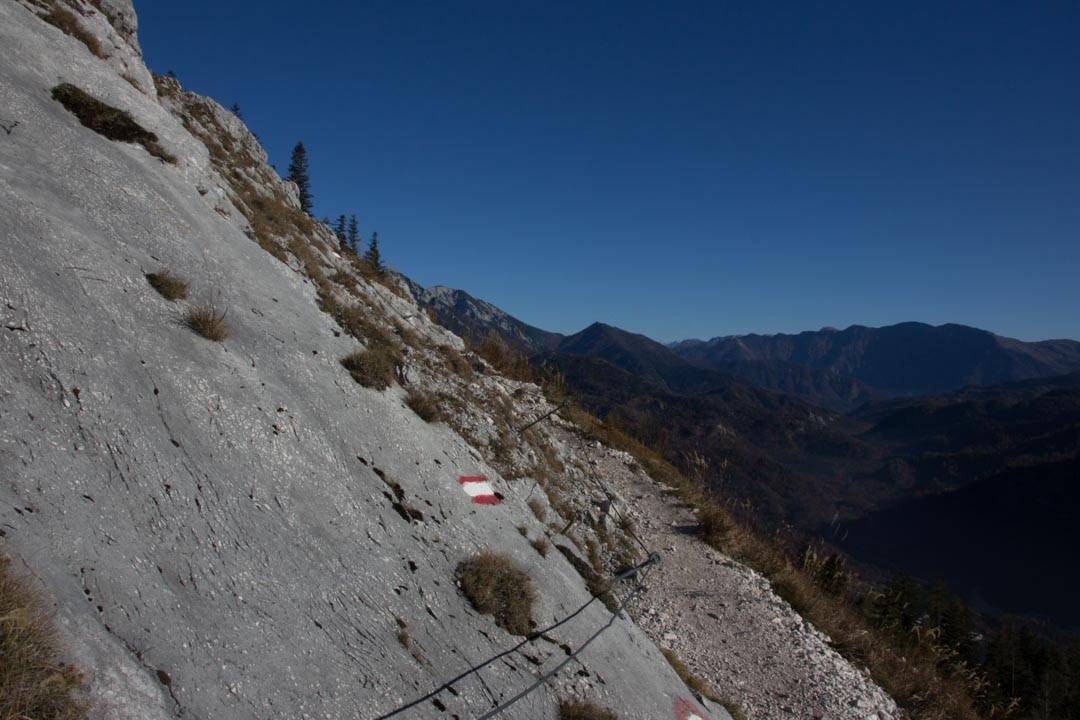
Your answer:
(458, 475), (501, 505)
(674, 697), (708, 720)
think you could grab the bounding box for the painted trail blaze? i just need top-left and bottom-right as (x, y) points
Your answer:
(674, 697), (708, 720)
(458, 475), (501, 505)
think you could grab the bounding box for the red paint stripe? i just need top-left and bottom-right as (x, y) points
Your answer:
(472, 495), (502, 505)
(458, 475), (488, 485)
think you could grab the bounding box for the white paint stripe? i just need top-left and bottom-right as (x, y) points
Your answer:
(461, 481), (495, 497)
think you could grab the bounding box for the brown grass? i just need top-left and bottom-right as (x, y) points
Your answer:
(456, 551), (535, 636)
(437, 344), (474, 379)
(473, 330), (533, 381)
(526, 497), (546, 522)
(145, 270), (188, 301)
(695, 504), (733, 548)
(39, 2), (104, 58)
(341, 344), (400, 391)
(405, 388), (443, 423)
(184, 301), (230, 341)
(530, 537), (549, 557)
(0, 552), (89, 720)
(661, 647), (746, 718)
(51, 84), (176, 163)
(557, 698), (618, 720)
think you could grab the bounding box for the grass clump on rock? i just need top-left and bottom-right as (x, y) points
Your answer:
(340, 343), (401, 391)
(0, 552), (89, 720)
(660, 647), (746, 718)
(405, 388), (443, 422)
(51, 83), (176, 164)
(530, 537), (549, 557)
(184, 301), (230, 342)
(146, 270), (188, 301)
(557, 698), (618, 720)
(40, 2), (103, 58)
(456, 551), (535, 636)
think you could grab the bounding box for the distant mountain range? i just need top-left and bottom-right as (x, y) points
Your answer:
(671, 323), (1080, 409)
(419, 285), (1080, 410)
(413, 284), (1080, 626)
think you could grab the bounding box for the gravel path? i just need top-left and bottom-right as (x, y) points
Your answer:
(563, 435), (900, 720)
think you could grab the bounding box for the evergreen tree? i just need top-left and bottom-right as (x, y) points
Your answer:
(230, 102), (242, 119)
(347, 215), (359, 251)
(334, 214), (347, 245)
(287, 142), (313, 214)
(364, 231), (382, 271)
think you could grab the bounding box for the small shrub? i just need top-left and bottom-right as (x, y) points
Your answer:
(51, 84), (176, 163)
(557, 698), (618, 720)
(329, 269), (357, 292)
(456, 551), (535, 636)
(0, 552), (89, 720)
(527, 497), (546, 522)
(473, 330), (533, 382)
(184, 301), (230, 341)
(341, 342), (401, 390)
(530, 537), (549, 557)
(405, 388), (443, 422)
(146, 270), (188, 301)
(437, 344), (473, 379)
(40, 2), (104, 58)
(696, 504), (732, 547)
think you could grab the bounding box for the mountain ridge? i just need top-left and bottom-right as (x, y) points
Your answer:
(414, 284), (1080, 410)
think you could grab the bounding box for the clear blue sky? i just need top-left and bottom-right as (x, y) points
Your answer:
(136, 1), (1079, 342)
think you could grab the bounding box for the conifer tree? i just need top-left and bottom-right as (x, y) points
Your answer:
(230, 102), (242, 119)
(347, 215), (359, 251)
(287, 142), (313, 214)
(364, 231), (382, 271)
(334, 215), (347, 245)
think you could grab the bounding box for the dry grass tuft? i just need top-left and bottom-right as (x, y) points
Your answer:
(530, 537), (549, 557)
(456, 551), (535, 636)
(695, 504), (733, 548)
(437, 344), (473, 379)
(661, 647), (745, 718)
(145, 270), (188, 301)
(473, 330), (533, 381)
(0, 552), (89, 720)
(51, 84), (176, 163)
(405, 388), (443, 423)
(39, 2), (104, 58)
(341, 343), (401, 391)
(557, 698), (618, 720)
(184, 301), (230, 342)
(526, 497), (546, 522)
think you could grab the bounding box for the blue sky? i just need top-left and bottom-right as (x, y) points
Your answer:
(136, 1), (1079, 342)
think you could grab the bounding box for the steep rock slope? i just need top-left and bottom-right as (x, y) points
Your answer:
(0, 3), (725, 718)
(0, 3), (901, 719)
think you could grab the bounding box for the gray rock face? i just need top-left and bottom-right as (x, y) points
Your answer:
(0, 2), (729, 719)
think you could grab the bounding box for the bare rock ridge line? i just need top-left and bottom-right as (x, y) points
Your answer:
(0, 1), (893, 719)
